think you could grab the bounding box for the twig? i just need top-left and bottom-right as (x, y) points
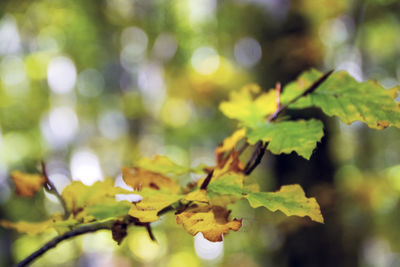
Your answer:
(145, 223), (156, 242)
(41, 161), (70, 219)
(16, 220), (115, 267)
(243, 142), (268, 175)
(200, 169), (214, 190)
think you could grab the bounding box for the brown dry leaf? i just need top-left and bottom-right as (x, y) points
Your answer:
(122, 167), (180, 193)
(11, 171), (47, 197)
(176, 205), (242, 242)
(215, 150), (244, 178)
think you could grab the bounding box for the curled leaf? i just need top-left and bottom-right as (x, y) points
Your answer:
(11, 171), (46, 197)
(123, 168), (180, 193)
(176, 205), (242, 242)
(246, 184), (324, 223)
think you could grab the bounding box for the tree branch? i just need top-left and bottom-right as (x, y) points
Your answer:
(16, 220), (115, 267)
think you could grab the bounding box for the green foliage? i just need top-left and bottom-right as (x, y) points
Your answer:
(247, 119), (324, 159)
(281, 69), (400, 129)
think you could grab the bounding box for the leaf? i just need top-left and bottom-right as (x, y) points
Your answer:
(245, 184), (324, 223)
(246, 119), (324, 159)
(176, 205), (242, 242)
(85, 199), (131, 220)
(11, 171), (46, 197)
(0, 214), (77, 235)
(215, 128), (246, 156)
(184, 189), (209, 203)
(128, 188), (182, 223)
(135, 155), (191, 175)
(122, 168), (180, 193)
(62, 179), (131, 217)
(207, 173), (244, 198)
(1, 219), (54, 235)
(219, 84), (277, 127)
(281, 69), (400, 129)
(214, 150), (244, 177)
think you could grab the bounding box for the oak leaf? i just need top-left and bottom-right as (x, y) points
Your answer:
(176, 205), (242, 242)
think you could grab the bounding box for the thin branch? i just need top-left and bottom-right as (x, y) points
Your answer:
(41, 161), (70, 219)
(145, 223), (156, 242)
(200, 169), (214, 190)
(16, 220), (115, 267)
(243, 142), (268, 176)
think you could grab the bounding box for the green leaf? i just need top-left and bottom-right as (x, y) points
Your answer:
(207, 173), (244, 197)
(246, 119), (324, 159)
(246, 184), (323, 223)
(85, 199), (131, 220)
(219, 84), (277, 127)
(281, 69), (400, 129)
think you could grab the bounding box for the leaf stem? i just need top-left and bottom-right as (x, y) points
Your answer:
(41, 161), (70, 219)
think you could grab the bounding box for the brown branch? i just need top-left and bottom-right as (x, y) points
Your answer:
(200, 169), (214, 190)
(243, 141), (268, 176)
(41, 161), (70, 219)
(145, 223), (156, 242)
(16, 220), (115, 267)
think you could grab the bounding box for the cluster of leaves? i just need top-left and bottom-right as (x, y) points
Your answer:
(3, 68), (400, 265)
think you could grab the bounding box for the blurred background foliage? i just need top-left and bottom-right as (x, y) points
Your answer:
(0, 0), (400, 266)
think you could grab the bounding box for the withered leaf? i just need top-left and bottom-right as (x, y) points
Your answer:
(11, 171), (47, 197)
(176, 205), (242, 242)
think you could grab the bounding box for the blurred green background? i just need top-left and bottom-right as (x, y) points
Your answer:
(1, 0), (400, 266)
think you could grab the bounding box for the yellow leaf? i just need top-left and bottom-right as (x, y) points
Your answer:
(176, 205), (242, 242)
(11, 171), (46, 197)
(0, 214), (77, 235)
(219, 84), (277, 127)
(62, 179), (131, 217)
(129, 188), (182, 223)
(184, 189), (209, 203)
(215, 128), (246, 156)
(123, 168), (180, 193)
(1, 220), (54, 235)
